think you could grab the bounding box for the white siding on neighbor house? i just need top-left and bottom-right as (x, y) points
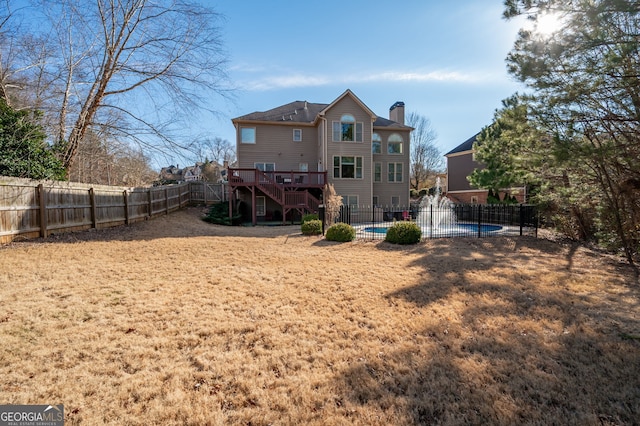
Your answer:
(236, 123), (319, 171)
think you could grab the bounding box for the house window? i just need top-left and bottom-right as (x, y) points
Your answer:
(372, 196), (379, 207)
(256, 196), (266, 216)
(388, 133), (403, 154)
(332, 114), (363, 142)
(388, 163), (403, 182)
(374, 162), (382, 182)
(293, 129), (302, 142)
(342, 195), (358, 207)
(391, 196), (400, 207)
(255, 162), (275, 172)
(372, 133), (381, 154)
(333, 156), (363, 179)
(299, 162), (308, 172)
(241, 127), (256, 144)
(471, 196), (479, 204)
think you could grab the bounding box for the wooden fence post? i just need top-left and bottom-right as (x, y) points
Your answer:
(89, 188), (97, 229)
(38, 184), (48, 238)
(203, 182), (207, 205)
(165, 187), (169, 214)
(124, 190), (130, 225)
(148, 188), (153, 217)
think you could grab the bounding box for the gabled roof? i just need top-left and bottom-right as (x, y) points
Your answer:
(233, 100), (327, 124)
(318, 89), (376, 120)
(232, 89), (412, 130)
(445, 132), (481, 156)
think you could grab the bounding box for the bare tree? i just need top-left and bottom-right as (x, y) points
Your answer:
(406, 112), (442, 191)
(192, 136), (236, 165)
(5, 0), (230, 172)
(67, 128), (157, 186)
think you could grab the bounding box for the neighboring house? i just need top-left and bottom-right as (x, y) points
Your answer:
(445, 132), (526, 204)
(159, 162), (222, 183)
(159, 164), (183, 183)
(183, 163), (203, 182)
(230, 89), (413, 224)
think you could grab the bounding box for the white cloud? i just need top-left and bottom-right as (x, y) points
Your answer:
(244, 74), (330, 91)
(238, 68), (488, 91)
(359, 70), (481, 83)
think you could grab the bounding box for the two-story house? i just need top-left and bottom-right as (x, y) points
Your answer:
(445, 132), (526, 204)
(229, 89), (413, 224)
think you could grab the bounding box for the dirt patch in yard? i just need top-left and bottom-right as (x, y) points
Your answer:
(1, 207), (638, 425)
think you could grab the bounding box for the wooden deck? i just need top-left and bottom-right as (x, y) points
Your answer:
(227, 169), (326, 189)
(227, 168), (327, 225)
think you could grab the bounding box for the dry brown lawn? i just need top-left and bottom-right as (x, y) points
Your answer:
(1, 207), (639, 425)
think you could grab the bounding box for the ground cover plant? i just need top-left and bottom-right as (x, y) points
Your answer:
(0, 208), (638, 425)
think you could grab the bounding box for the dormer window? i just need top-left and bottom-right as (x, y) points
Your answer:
(332, 114), (363, 142)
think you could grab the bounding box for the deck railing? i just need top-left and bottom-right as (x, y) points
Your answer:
(228, 168), (327, 187)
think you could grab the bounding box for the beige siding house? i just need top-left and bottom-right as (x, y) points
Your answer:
(445, 132), (526, 204)
(230, 89), (412, 224)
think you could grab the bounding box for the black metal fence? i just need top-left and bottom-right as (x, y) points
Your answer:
(321, 203), (538, 240)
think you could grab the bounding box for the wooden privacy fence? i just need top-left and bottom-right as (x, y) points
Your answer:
(0, 178), (211, 243)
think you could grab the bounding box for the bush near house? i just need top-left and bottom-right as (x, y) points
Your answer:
(325, 223), (355, 242)
(203, 202), (242, 225)
(385, 221), (422, 245)
(301, 213), (319, 224)
(301, 219), (322, 236)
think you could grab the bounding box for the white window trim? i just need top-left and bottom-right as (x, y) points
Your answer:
(332, 117), (364, 142)
(254, 162), (276, 171)
(241, 127), (256, 144)
(387, 133), (403, 154)
(333, 156), (364, 179)
(374, 162), (382, 183)
(388, 162), (403, 183)
(293, 128), (302, 142)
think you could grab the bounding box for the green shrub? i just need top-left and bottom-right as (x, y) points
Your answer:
(385, 221), (422, 245)
(301, 213), (319, 224)
(325, 222), (355, 242)
(301, 219), (322, 235)
(202, 202), (242, 225)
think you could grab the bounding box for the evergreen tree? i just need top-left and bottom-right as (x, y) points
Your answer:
(0, 99), (65, 180)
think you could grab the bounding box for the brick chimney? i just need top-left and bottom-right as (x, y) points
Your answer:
(389, 101), (405, 125)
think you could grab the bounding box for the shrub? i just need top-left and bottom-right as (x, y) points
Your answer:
(202, 202), (242, 225)
(301, 219), (322, 235)
(301, 213), (319, 224)
(325, 222), (355, 242)
(385, 221), (422, 245)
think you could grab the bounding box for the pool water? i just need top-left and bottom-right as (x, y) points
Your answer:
(362, 223), (503, 235)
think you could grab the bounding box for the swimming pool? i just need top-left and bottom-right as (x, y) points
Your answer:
(361, 223), (503, 237)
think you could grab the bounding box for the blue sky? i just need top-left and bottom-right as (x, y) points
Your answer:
(201, 0), (527, 163)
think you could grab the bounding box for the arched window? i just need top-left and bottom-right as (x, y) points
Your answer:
(332, 114), (363, 142)
(372, 133), (381, 154)
(388, 133), (403, 154)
